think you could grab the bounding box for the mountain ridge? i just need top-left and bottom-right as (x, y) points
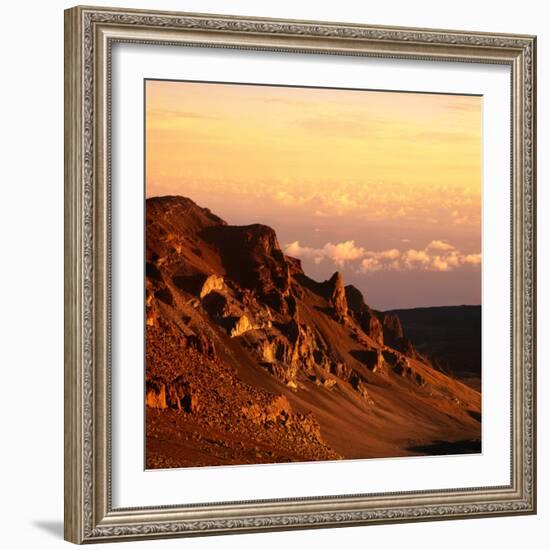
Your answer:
(145, 195), (481, 468)
(387, 305), (482, 390)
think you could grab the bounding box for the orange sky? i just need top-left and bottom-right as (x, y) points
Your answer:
(146, 80), (482, 310)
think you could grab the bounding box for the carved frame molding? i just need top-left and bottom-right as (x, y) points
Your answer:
(64, 5), (536, 543)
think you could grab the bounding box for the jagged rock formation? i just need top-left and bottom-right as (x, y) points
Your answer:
(345, 284), (384, 345)
(145, 196), (481, 468)
(326, 272), (348, 322)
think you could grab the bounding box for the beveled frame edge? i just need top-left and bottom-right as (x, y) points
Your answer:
(64, 5), (537, 544)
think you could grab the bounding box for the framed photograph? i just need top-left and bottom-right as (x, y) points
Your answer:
(64, 5), (537, 544)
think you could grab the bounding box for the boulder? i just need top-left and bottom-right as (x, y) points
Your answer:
(230, 315), (254, 337)
(199, 274), (224, 298)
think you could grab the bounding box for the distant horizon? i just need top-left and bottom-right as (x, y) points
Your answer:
(146, 80), (481, 310)
(146, 193), (481, 312)
(385, 303), (481, 312)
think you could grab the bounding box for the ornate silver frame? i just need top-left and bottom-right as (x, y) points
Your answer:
(64, 5), (537, 544)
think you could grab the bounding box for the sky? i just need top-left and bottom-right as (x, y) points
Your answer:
(145, 79), (482, 310)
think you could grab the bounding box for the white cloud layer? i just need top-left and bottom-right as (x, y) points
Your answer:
(285, 240), (365, 266)
(284, 239), (481, 273)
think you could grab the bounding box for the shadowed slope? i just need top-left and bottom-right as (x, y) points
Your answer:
(389, 305), (482, 390)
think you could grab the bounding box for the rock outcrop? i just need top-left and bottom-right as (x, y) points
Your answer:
(202, 223), (291, 314)
(146, 377), (200, 413)
(199, 274), (224, 298)
(345, 284), (384, 345)
(383, 312), (404, 342)
(325, 272), (348, 321)
(230, 315), (256, 337)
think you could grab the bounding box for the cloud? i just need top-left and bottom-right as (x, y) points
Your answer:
(284, 240), (365, 266)
(285, 239), (481, 274)
(263, 179), (480, 232)
(360, 257), (384, 272)
(284, 241), (316, 258)
(379, 248), (400, 260)
(445, 251), (462, 268)
(427, 240), (455, 251)
(322, 241), (365, 266)
(464, 253), (482, 265)
(360, 245), (481, 274)
(403, 249), (431, 267)
(431, 256), (450, 272)
(451, 210), (478, 226)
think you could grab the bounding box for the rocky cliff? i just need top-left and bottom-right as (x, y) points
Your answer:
(145, 196), (481, 468)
